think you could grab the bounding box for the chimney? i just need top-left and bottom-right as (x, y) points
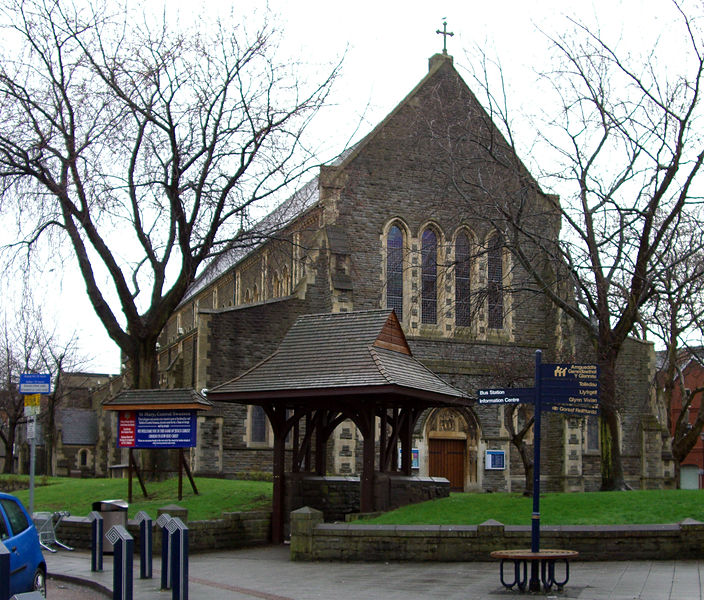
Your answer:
(429, 53), (453, 72)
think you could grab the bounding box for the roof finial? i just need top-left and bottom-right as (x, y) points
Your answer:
(436, 19), (454, 55)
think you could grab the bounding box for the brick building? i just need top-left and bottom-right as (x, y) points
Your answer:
(662, 348), (704, 489)
(144, 53), (670, 495)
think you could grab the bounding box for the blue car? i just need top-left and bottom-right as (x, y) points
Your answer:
(0, 492), (47, 597)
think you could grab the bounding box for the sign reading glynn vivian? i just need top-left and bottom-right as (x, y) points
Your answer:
(118, 410), (197, 448)
(540, 363), (600, 416)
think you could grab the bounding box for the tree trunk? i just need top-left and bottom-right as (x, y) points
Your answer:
(129, 339), (167, 480)
(2, 435), (14, 473)
(598, 354), (629, 490)
(132, 340), (159, 390)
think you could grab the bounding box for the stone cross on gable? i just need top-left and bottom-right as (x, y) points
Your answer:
(436, 19), (454, 55)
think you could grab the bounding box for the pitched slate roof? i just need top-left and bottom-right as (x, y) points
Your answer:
(103, 388), (213, 411)
(207, 310), (470, 405)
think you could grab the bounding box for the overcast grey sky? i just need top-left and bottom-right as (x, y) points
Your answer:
(1, 0), (692, 373)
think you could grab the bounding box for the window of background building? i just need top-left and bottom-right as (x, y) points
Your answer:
(487, 236), (504, 329)
(586, 415), (599, 451)
(421, 229), (438, 324)
(251, 406), (267, 443)
(386, 225), (404, 320)
(455, 232), (471, 326)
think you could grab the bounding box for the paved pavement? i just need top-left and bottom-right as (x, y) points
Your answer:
(45, 545), (704, 599)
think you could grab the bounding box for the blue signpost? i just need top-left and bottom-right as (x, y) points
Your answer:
(135, 511), (153, 579)
(480, 351), (599, 592)
(89, 511), (104, 572)
(529, 351), (543, 590)
(167, 518), (189, 600)
(0, 541), (9, 600)
(158, 513), (172, 591)
(107, 525), (134, 600)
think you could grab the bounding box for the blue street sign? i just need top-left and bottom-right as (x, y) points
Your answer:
(546, 403), (600, 416)
(540, 363), (599, 407)
(19, 373), (51, 394)
(477, 387), (535, 404)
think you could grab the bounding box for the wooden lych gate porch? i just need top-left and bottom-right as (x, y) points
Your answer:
(206, 309), (470, 543)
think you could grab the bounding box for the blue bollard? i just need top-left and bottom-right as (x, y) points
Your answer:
(106, 525), (133, 600)
(166, 517), (188, 600)
(157, 513), (172, 590)
(1, 541), (10, 600)
(135, 511), (153, 579)
(88, 511), (103, 572)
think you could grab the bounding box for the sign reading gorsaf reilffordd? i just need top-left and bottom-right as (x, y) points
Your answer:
(118, 410), (197, 448)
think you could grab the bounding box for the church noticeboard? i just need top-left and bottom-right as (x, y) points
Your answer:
(118, 410), (197, 448)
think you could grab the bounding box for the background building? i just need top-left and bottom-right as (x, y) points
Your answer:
(106, 53), (670, 495)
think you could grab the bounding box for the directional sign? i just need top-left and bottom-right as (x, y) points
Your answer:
(477, 387), (535, 404)
(540, 363), (599, 407)
(19, 373), (51, 395)
(545, 403), (599, 416)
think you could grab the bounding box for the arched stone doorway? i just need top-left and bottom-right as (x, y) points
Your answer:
(423, 408), (478, 491)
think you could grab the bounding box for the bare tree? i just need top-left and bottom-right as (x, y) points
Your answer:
(451, 3), (704, 490)
(643, 218), (704, 483)
(0, 1), (338, 389)
(0, 302), (82, 473)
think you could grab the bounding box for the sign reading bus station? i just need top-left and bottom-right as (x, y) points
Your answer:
(477, 363), (600, 415)
(477, 387), (535, 404)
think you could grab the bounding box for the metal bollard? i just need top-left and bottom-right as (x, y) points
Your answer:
(166, 517), (189, 600)
(135, 511), (153, 579)
(157, 513), (172, 590)
(1, 541), (10, 600)
(88, 511), (103, 572)
(106, 525), (133, 600)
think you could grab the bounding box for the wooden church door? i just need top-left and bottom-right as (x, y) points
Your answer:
(425, 408), (478, 491)
(429, 438), (465, 490)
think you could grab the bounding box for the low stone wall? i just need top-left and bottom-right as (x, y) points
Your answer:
(285, 474), (450, 522)
(290, 507), (704, 562)
(56, 510), (271, 552)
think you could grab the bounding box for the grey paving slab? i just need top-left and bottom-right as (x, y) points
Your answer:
(45, 546), (704, 600)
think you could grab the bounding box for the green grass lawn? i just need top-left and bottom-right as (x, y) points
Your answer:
(0, 475), (272, 520)
(3, 475), (703, 525)
(359, 489), (704, 526)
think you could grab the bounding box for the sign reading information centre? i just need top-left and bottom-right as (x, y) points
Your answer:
(118, 410), (197, 448)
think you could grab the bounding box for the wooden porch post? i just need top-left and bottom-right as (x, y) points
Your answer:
(315, 410), (328, 475)
(401, 408), (413, 476)
(379, 408), (388, 473)
(264, 405), (287, 544)
(360, 406), (376, 513)
(272, 431), (286, 543)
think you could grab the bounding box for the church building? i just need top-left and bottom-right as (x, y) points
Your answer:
(150, 51), (670, 497)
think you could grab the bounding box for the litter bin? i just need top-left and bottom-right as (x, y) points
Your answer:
(92, 499), (128, 553)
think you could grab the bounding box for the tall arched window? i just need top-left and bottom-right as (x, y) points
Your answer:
(421, 229), (437, 324)
(386, 225), (404, 320)
(487, 236), (504, 329)
(455, 233), (471, 327)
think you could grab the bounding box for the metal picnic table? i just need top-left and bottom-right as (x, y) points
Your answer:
(490, 549), (579, 592)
